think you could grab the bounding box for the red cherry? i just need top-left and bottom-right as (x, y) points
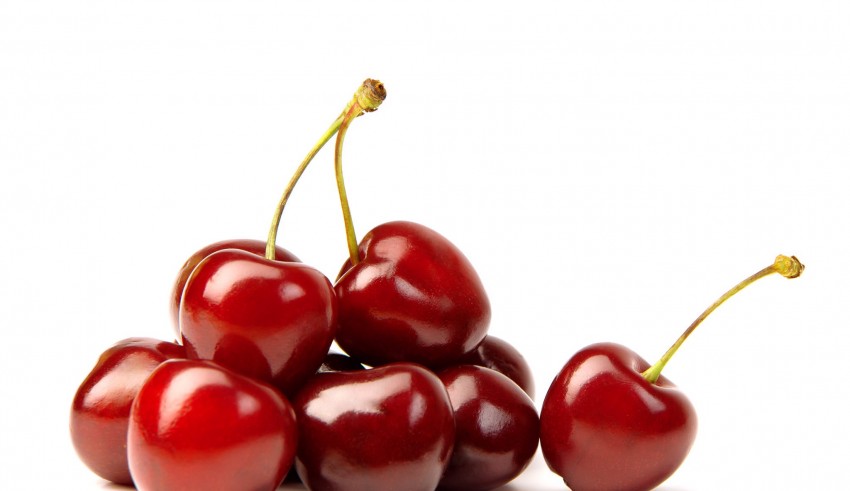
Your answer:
(335, 221), (491, 368)
(292, 362), (456, 491)
(461, 335), (535, 399)
(540, 255), (804, 490)
(327, 84), (488, 369)
(180, 248), (336, 396)
(127, 359), (297, 491)
(540, 342), (696, 491)
(70, 338), (185, 485)
(437, 365), (540, 491)
(169, 239), (299, 336)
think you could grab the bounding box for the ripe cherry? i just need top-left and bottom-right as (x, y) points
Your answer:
(437, 365), (539, 491)
(169, 239), (298, 337)
(70, 338), (185, 484)
(330, 98), (491, 368)
(334, 221), (491, 368)
(127, 359), (297, 491)
(180, 249), (338, 395)
(540, 255), (804, 491)
(460, 335), (535, 399)
(292, 362), (456, 491)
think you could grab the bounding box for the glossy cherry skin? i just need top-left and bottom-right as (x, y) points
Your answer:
(127, 359), (298, 491)
(170, 239), (300, 336)
(335, 221), (491, 368)
(180, 248), (337, 396)
(540, 342), (698, 491)
(461, 335), (535, 399)
(437, 365), (540, 491)
(70, 337), (185, 485)
(293, 362), (456, 491)
(282, 351), (366, 485)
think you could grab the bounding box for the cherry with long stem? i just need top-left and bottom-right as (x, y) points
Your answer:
(642, 254), (805, 384)
(265, 78), (386, 260)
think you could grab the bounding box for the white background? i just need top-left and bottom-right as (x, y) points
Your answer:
(2, 1), (849, 490)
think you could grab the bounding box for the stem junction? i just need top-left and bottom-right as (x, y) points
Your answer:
(265, 79), (386, 260)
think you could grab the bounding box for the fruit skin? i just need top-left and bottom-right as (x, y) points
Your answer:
(180, 248), (337, 396)
(461, 335), (535, 399)
(540, 342), (697, 491)
(437, 365), (540, 491)
(70, 337), (185, 485)
(169, 239), (300, 336)
(335, 221), (491, 368)
(293, 362), (456, 491)
(127, 359), (297, 491)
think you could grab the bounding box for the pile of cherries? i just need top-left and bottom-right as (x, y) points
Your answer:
(71, 79), (804, 491)
(71, 80), (537, 491)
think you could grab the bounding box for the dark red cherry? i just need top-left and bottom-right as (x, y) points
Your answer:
(540, 256), (803, 491)
(128, 359), (297, 491)
(540, 343), (697, 491)
(180, 248), (336, 396)
(170, 239), (299, 336)
(461, 335), (535, 399)
(437, 365), (539, 491)
(335, 221), (491, 368)
(70, 338), (185, 484)
(293, 362), (455, 491)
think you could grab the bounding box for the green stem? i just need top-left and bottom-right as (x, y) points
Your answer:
(332, 79), (386, 266)
(265, 116), (343, 259)
(335, 103), (362, 265)
(264, 79), (386, 260)
(642, 255), (804, 384)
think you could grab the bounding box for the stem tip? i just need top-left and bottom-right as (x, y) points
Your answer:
(356, 79), (386, 113)
(774, 255), (805, 279)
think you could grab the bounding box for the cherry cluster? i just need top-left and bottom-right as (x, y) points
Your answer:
(70, 80), (539, 491)
(71, 79), (806, 491)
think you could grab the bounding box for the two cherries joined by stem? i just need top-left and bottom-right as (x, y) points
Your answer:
(540, 254), (804, 491)
(289, 81), (539, 491)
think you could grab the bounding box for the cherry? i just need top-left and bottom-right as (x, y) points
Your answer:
(70, 337), (185, 485)
(540, 255), (804, 491)
(460, 335), (535, 399)
(169, 239), (299, 337)
(437, 365), (540, 491)
(127, 358), (297, 491)
(180, 249), (337, 395)
(179, 80), (386, 396)
(334, 221), (491, 368)
(330, 100), (491, 368)
(292, 362), (456, 491)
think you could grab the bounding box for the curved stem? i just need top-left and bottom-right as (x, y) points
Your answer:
(264, 79), (386, 260)
(642, 255), (804, 384)
(266, 116), (343, 259)
(332, 78), (386, 266)
(335, 103), (362, 265)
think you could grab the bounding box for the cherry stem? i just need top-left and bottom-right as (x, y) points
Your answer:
(641, 255), (804, 384)
(334, 79), (386, 266)
(265, 79), (386, 260)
